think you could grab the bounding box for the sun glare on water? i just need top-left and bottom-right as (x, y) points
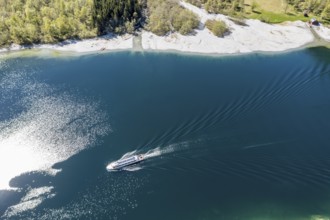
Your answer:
(0, 139), (41, 190)
(0, 70), (110, 191)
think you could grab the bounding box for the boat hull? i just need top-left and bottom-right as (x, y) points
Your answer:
(107, 155), (144, 171)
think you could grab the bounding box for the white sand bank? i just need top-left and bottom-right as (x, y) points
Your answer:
(142, 1), (317, 54)
(0, 34), (133, 54)
(313, 25), (330, 42)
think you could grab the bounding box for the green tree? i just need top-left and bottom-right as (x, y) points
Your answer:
(321, 4), (330, 20)
(148, 12), (171, 35)
(173, 10), (199, 34)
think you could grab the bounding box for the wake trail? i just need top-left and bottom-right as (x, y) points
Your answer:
(108, 140), (195, 171)
(120, 140), (193, 160)
(242, 140), (293, 150)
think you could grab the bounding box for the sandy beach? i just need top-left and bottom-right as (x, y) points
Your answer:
(313, 25), (330, 42)
(0, 34), (133, 54)
(0, 2), (329, 56)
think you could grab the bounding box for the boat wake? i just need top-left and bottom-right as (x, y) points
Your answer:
(122, 166), (143, 172)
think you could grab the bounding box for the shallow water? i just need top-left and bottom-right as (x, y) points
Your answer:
(1, 48), (330, 219)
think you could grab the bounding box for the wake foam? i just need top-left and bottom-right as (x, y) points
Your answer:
(144, 146), (176, 159)
(144, 140), (192, 159)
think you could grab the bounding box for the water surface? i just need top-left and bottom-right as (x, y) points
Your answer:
(1, 48), (330, 219)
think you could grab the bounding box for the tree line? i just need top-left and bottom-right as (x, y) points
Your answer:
(0, 0), (143, 46)
(0, 0), (200, 46)
(0, 0), (97, 45)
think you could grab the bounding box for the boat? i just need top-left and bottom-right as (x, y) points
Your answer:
(106, 154), (144, 171)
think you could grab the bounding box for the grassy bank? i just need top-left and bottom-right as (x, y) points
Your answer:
(247, 9), (309, 24)
(244, 0), (329, 24)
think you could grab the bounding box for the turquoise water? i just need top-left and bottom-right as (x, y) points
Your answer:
(1, 48), (330, 219)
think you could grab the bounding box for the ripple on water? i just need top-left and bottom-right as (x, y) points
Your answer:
(8, 173), (145, 220)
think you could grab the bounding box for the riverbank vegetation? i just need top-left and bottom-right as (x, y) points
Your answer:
(147, 0), (199, 35)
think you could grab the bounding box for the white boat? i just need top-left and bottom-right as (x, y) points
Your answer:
(106, 154), (144, 171)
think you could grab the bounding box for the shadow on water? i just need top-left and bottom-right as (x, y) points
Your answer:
(0, 190), (22, 217)
(306, 47), (330, 62)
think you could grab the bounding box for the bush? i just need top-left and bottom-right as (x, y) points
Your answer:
(205, 19), (228, 37)
(251, 1), (259, 12)
(147, 0), (200, 36)
(205, 0), (226, 14)
(204, 0), (244, 14)
(172, 9), (199, 34)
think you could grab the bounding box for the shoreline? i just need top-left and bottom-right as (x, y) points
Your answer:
(0, 2), (329, 59)
(141, 1), (329, 54)
(0, 33), (328, 60)
(0, 34), (134, 59)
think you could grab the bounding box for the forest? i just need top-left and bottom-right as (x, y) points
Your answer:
(0, 0), (200, 46)
(0, 0), (96, 45)
(0, 0), (142, 46)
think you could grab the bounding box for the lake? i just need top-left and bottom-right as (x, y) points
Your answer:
(1, 48), (330, 220)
